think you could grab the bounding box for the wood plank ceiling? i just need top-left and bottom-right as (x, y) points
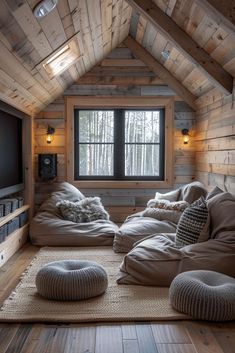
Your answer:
(0, 0), (234, 115)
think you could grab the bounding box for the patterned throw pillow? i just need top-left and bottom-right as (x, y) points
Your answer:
(56, 197), (109, 223)
(175, 197), (209, 248)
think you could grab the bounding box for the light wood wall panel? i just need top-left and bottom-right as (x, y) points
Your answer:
(34, 92), (196, 219)
(195, 87), (235, 194)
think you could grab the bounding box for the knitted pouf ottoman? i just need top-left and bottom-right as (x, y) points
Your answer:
(169, 270), (235, 321)
(36, 260), (108, 301)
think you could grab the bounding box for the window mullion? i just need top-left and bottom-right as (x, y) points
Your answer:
(114, 109), (125, 179)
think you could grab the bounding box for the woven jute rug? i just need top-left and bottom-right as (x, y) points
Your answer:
(0, 247), (188, 322)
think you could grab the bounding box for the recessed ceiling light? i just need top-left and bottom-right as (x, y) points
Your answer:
(161, 50), (170, 60)
(33, 0), (58, 18)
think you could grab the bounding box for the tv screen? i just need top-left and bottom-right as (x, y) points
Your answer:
(0, 110), (23, 198)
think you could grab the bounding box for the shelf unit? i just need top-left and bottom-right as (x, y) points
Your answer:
(0, 205), (29, 267)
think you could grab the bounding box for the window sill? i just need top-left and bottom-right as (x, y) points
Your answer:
(71, 180), (173, 189)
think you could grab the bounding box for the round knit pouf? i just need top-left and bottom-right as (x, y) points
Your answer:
(169, 270), (235, 321)
(36, 260), (108, 301)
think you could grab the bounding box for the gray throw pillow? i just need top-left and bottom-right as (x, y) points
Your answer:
(175, 197), (210, 248)
(57, 197), (109, 223)
(206, 186), (224, 201)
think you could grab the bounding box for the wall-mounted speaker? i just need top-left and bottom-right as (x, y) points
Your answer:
(38, 154), (57, 180)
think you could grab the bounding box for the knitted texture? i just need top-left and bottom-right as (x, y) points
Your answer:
(175, 197), (209, 248)
(36, 260), (108, 301)
(169, 270), (235, 321)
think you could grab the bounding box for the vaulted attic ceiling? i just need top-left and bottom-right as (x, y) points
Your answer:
(0, 0), (234, 115)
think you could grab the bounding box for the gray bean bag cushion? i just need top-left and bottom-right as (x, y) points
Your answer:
(117, 192), (235, 286)
(36, 260), (108, 301)
(113, 182), (207, 253)
(169, 270), (235, 321)
(30, 182), (119, 246)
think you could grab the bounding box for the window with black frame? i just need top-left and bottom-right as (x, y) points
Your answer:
(74, 108), (165, 180)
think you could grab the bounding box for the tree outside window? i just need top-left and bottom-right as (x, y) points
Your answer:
(74, 109), (165, 181)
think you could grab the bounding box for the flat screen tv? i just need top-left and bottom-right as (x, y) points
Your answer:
(0, 109), (23, 198)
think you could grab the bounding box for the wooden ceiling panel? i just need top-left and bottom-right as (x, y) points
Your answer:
(0, 0), (132, 114)
(0, 0), (234, 115)
(171, 0), (235, 73)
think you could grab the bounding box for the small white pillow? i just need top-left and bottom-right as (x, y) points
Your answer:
(155, 189), (180, 202)
(147, 199), (189, 212)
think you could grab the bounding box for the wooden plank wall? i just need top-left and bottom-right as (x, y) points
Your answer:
(34, 92), (196, 220)
(195, 87), (235, 194)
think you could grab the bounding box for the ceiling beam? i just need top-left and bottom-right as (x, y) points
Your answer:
(125, 0), (233, 95)
(195, 0), (235, 35)
(76, 76), (164, 85)
(124, 36), (197, 110)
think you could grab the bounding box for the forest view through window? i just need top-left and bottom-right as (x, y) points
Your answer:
(74, 109), (165, 180)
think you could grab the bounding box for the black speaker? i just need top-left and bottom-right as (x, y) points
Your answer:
(38, 154), (57, 180)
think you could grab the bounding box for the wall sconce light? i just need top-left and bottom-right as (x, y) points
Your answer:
(46, 126), (55, 144)
(181, 129), (190, 144)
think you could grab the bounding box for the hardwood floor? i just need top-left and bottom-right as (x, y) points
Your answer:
(0, 244), (234, 353)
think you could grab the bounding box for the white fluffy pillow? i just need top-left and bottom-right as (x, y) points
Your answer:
(57, 197), (109, 223)
(147, 199), (189, 212)
(155, 189), (180, 202)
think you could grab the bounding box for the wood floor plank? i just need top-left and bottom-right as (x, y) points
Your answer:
(64, 326), (96, 353)
(122, 324), (137, 339)
(186, 323), (225, 353)
(31, 327), (57, 353)
(151, 323), (191, 344)
(213, 331), (235, 353)
(156, 343), (197, 353)
(4, 325), (31, 353)
(0, 325), (20, 353)
(95, 325), (123, 353)
(18, 325), (45, 353)
(135, 324), (158, 353)
(123, 339), (140, 353)
(47, 327), (69, 353)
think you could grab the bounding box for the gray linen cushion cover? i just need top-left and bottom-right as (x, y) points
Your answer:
(117, 192), (235, 287)
(57, 197), (109, 223)
(206, 186), (224, 200)
(179, 181), (207, 204)
(30, 182), (119, 246)
(36, 260), (108, 301)
(175, 197), (209, 248)
(169, 270), (235, 321)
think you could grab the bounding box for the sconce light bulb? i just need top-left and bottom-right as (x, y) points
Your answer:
(181, 128), (189, 145)
(183, 135), (190, 144)
(46, 134), (53, 144)
(46, 126), (55, 144)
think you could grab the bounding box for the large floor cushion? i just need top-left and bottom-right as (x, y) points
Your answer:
(117, 190), (235, 287)
(30, 182), (119, 246)
(169, 270), (235, 321)
(113, 181), (208, 253)
(117, 233), (235, 286)
(36, 260), (108, 301)
(117, 233), (182, 286)
(113, 216), (176, 253)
